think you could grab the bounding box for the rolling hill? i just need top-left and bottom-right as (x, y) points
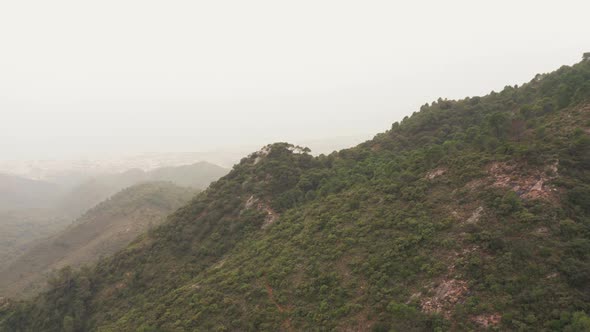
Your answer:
(0, 162), (227, 278)
(57, 161), (228, 217)
(1, 60), (590, 331)
(0, 182), (197, 299)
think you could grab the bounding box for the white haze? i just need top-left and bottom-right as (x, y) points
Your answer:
(0, 0), (589, 162)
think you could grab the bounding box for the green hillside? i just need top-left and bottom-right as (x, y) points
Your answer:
(0, 182), (197, 299)
(1, 60), (590, 331)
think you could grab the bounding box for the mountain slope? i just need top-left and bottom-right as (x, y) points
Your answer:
(0, 182), (197, 299)
(0, 162), (226, 276)
(0, 209), (70, 267)
(1, 60), (590, 331)
(57, 161), (227, 217)
(0, 175), (71, 267)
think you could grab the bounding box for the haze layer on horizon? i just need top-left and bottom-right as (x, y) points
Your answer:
(1, 0), (589, 161)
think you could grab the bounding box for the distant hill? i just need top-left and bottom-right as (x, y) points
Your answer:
(0, 209), (70, 267)
(0, 162), (227, 286)
(57, 161), (228, 217)
(0, 152), (235, 182)
(0, 175), (71, 267)
(2, 60), (590, 331)
(146, 161), (231, 188)
(0, 161), (227, 279)
(0, 182), (196, 298)
(0, 174), (62, 210)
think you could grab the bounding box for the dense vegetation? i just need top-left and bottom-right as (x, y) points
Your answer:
(1, 60), (590, 331)
(0, 182), (197, 299)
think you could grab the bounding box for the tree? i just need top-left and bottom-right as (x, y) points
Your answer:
(486, 112), (509, 139)
(565, 312), (590, 332)
(62, 315), (75, 332)
(510, 118), (526, 141)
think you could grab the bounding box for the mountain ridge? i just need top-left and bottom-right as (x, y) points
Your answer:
(57, 161), (228, 217)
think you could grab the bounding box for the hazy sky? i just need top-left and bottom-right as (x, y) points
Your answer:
(1, 0), (589, 160)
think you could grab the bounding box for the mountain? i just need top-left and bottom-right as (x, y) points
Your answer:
(1, 60), (590, 331)
(0, 162), (226, 277)
(0, 174), (62, 210)
(56, 161), (228, 217)
(0, 182), (197, 299)
(146, 161), (231, 188)
(0, 153), (233, 183)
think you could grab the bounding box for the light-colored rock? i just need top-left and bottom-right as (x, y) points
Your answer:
(426, 167), (447, 180)
(466, 206), (484, 224)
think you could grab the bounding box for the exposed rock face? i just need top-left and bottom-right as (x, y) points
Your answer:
(486, 160), (559, 200)
(244, 195), (259, 209)
(426, 167), (447, 180)
(253, 146), (272, 165)
(421, 279), (468, 317)
(418, 246), (479, 318)
(472, 313), (502, 328)
(466, 206), (484, 224)
(244, 195), (279, 228)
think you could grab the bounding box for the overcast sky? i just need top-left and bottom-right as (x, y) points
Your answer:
(0, 0), (588, 160)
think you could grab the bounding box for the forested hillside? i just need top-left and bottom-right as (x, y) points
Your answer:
(1, 60), (589, 331)
(0, 182), (197, 299)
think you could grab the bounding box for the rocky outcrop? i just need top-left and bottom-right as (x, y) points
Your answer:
(245, 195), (279, 228)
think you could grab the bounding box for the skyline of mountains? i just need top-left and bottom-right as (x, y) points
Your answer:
(0, 135), (371, 184)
